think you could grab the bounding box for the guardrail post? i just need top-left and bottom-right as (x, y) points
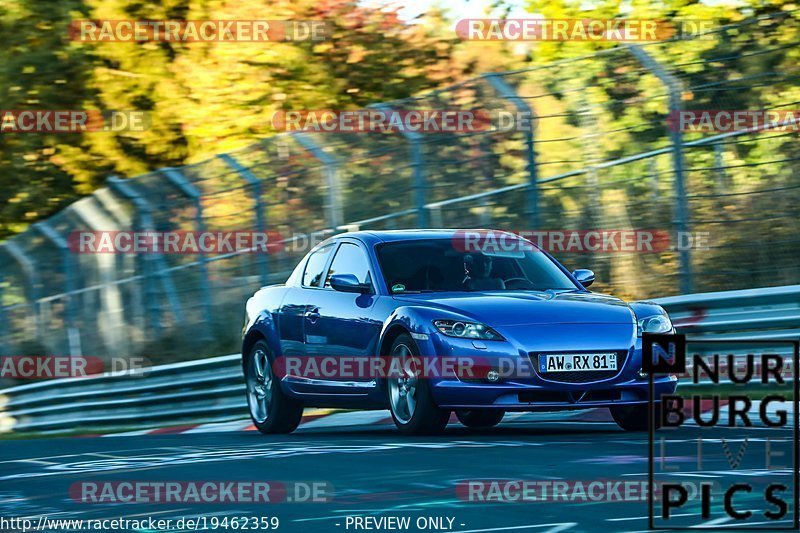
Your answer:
(485, 73), (539, 230)
(628, 45), (693, 294)
(161, 168), (214, 338)
(218, 153), (270, 286)
(1, 241), (42, 346)
(107, 177), (183, 330)
(293, 133), (344, 229)
(33, 221), (81, 357)
(373, 104), (429, 228)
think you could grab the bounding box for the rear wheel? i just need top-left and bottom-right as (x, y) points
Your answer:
(386, 334), (450, 435)
(456, 409), (505, 429)
(611, 404), (661, 432)
(245, 340), (303, 434)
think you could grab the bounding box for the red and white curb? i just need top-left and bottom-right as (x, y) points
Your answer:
(103, 409), (606, 438)
(99, 401), (792, 438)
(103, 409), (393, 437)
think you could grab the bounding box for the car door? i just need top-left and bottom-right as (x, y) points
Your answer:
(277, 242), (335, 358)
(302, 239), (380, 390)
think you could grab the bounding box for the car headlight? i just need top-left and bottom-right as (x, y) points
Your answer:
(433, 320), (504, 341)
(637, 314), (673, 336)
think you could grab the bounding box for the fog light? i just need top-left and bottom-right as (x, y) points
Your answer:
(486, 370), (500, 382)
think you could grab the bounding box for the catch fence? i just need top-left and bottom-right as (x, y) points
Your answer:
(1, 12), (798, 361)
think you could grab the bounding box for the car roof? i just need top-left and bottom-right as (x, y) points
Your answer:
(337, 229), (468, 245)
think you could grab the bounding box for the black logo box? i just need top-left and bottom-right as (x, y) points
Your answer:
(644, 336), (800, 530)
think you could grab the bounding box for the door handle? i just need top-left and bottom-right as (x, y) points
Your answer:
(304, 309), (320, 323)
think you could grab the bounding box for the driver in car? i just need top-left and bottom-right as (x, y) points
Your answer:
(463, 253), (505, 291)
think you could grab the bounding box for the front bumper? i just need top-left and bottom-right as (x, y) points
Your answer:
(432, 375), (677, 410)
(417, 323), (679, 410)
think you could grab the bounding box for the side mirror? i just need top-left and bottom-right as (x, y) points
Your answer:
(330, 274), (372, 294)
(572, 269), (595, 288)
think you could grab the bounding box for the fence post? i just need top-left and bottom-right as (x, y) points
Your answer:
(71, 196), (128, 356)
(478, 134), (494, 227)
(218, 154), (270, 286)
(373, 104), (429, 228)
(0, 273), (6, 355)
(161, 168), (213, 337)
(713, 142), (729, 193)
(485, 73), (539, 230)
(33, 221), (81, 357)
(107, 177), (183, 330)
(649, 157), (660, 202)
(428, 205), (443, 228)
(575, 91), (603, 225)
(1, 241), (42, 346)
(293, 133), (344, 229)
(628, 45), (693, 294)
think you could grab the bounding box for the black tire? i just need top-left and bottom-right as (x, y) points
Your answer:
(456, 409), (505, 429)
(244, 340), (303, 434)
(386, 333), (450, 435)
(611, 404), (661, 432)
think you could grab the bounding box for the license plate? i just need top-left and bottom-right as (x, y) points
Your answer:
(538, 353), (617, 373)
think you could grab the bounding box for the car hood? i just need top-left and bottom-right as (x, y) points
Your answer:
(393, 290), (635, 326)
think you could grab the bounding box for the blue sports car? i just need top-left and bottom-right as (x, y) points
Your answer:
(241, 230), (677, 435)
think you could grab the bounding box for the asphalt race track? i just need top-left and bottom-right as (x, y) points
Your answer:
(0, 414), (796, 533)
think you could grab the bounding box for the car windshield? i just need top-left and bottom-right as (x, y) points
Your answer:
(376, 238), (579, 293)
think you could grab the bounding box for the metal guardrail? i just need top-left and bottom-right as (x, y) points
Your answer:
(1, 284), (798, 433)
(658, 284), (800, 342)
(0, 354), (242, 432)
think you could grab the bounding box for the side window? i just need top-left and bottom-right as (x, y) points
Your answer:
(324, 243), (372, 288)
(302, 244), (334, 287)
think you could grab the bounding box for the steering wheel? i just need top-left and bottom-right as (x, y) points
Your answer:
(503, 277), (534, 290)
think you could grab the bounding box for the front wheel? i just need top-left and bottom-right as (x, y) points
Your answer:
(611, 404), (661, 432)
(245, 340), (304, 434)
(386, 334), (450, 435)
(456, 409), (505, 429)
